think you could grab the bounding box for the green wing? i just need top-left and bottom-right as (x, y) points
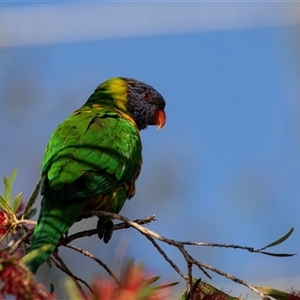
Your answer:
(28, 105), (141, 273)
(42, 105), (141, 200)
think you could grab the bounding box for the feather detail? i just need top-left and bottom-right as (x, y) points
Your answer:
(27, 77), (165, 273)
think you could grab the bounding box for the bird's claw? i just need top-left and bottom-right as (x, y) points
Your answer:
(97, 219), (114, 244)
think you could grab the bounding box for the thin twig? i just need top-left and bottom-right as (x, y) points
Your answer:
(187, 262), (193, 300)
(9, 228), (34, 254)
(64, 243), (121, 286)
(187, 254), (266, 298)
(177, 244), (211, 279)
(183, 241), (256, 249)
(144, 234), (187, 281)
(52, 252), (92, 295)
(15, 209), (278, 298)
(16, 219), (37, 227)
(86, 211), (268, 299)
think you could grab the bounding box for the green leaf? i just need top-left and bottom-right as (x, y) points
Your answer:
(260, 251), (296, 257)
(21, 244), (52, 265)
(49, 283), (55, 293)
(146, 275), (161, 285)
(22, 179), (41, 219)
(179, 279), (240, 300)
(154, 281), (179, 291)
(63, 278), (85, 299)
(145, 274), (179, 291)
(259, 227), (294, 250)
(3, 169), (17, 206)
(46, 257), (52, 269)
(256, 286), (293, 300)
(0, 193), (13, 214)
(24, 208), (37, 220)
(12, 192), (23, 213)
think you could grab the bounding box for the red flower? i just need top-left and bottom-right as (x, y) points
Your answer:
(0, 249), (55, 300)
(0, 210), (9, 236)
(67, 262), (172, 300)
(288, 289), (300, 300)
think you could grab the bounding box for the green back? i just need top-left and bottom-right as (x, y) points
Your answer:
(28, 103), (142, 273)
(42, 104), (141, 200)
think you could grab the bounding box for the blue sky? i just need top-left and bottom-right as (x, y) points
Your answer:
(0, 2), (300, 298)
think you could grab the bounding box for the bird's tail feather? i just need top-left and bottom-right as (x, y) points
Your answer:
(27, 196), (85, 274)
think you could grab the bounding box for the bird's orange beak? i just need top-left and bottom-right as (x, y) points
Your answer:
(149, 109), (166, 129)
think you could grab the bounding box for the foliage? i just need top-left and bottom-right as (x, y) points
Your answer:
(64, 260), (176, 300)
(0, 170), (298, 299)
(256, 287), (300, 300)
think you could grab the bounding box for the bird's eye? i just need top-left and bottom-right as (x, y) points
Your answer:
(142, 92), (152, 101)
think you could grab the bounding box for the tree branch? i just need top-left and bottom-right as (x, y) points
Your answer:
(14, 209), (289, 299)
(84, 210), (270, 299)
(63, 243), (121, 286)
(51, 252), (91, 296)
(60, 215), (155, 245)
(9, 228), (34, 254)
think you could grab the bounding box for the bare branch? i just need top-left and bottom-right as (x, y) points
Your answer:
(144, 234), (187, 281)
(9, 228), (34, 254)
(177, 244), (211, 279)
(63, 243), (121, 286)
(51, 252), (91, 296)
(187, 262), (193, 300)
(60, 215), (155, 245)
(190, 258), (267, 298)
(16, 219), (37, 227)
(12, 209), (286, 299)
(84, 210), (270, 298)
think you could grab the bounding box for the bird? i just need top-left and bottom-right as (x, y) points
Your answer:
(27, 77), (166, 274)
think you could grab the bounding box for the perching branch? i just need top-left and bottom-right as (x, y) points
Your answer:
(71, 210), (280, 298)
(59, 214), (156, 245)
(1, 171), (294, 299)
(6, 210), (294, 299)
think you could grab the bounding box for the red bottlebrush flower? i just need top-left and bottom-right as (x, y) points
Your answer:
(115, 262), (171, 300)
(0, 210), (10, 236)
(202, 292), (227, 300)
(90, 278), (117, 300)
(289, 289), (300, 300)
(66, 261), (172, 300)
(0, 249), (55, 300)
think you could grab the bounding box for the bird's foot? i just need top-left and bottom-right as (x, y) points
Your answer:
(97, 219), (114, 244)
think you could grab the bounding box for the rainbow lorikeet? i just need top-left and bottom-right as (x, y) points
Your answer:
(27, 77), (166, 274)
